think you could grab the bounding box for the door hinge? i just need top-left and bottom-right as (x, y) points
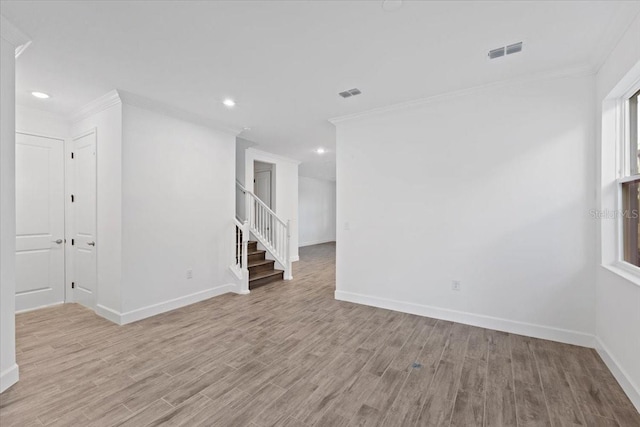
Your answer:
(71, 282), (75, 289)
(71, 239), (74, 246)
(71, 152), (74, 159)
(71, 194), (74, 203)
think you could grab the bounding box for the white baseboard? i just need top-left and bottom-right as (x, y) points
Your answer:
(95, 304), (122, 324)
(299, 239), (336, 248)
(95, 284), (236, 325)
(291, 256), (299, 262)
(335, 290), (595, 348)
(595, 337), (640, 411)
(0, 363), (19, 393)
(15, 301), (64, 314)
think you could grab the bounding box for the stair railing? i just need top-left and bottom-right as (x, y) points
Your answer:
(236, 181), (292, 280)
(231, 218), (249, 293)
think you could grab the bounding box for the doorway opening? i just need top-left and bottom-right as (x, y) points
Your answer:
(253, 160), (275, 210)
(253, 160), (276, 244)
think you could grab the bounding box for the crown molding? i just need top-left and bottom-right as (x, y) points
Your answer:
(1, 15), (31, 57)
(70, 89), (243, 136)
(329, 64), (596, 125)
(591, 5), (640, 75)
(70, 90), (122, 123)
(117, 90), (244, 136)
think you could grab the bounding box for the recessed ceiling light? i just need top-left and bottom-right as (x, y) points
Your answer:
(382, 0), (403, 12)
(315, 148), (326, 154)
(31, 91), (50, 99)
(223, 98), (236, 107)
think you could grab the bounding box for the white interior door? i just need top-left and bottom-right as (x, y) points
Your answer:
(255, 170), (272, 208)
(255, 170), (273, 240)
(15, 133), (65, 311)
(69, 131), (97, 308)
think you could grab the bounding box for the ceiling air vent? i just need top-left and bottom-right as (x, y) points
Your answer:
(339, 88), (362, 98)
(506, 42), (523, 55)
(488, 47), (505, 59)
(488, 42), (523, 59)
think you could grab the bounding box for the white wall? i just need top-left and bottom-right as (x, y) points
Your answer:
(71, 101), (123, 314)
(120, 103), (237, 316)
(235, 138), (256, 220)
(236, 138), (257, 186)
(245, 148), (300, 261)
(595, 13), (640, 409)
(299, 176), (336, 247)
(16, 105), (69, 138)
(235, 142), (246, 220)
(0, 35), (18, 394)
(334, 71), (596, 346)
(14, 91), (241, 324)
(17, 103), (124, 316)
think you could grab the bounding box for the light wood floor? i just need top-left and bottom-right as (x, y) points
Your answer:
(1, 243), (638, 427)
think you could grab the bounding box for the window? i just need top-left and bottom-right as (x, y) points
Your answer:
(621, 89), (640, 267)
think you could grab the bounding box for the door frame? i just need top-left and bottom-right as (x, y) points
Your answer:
(14, 130), (68, 310)
(65, 128), (98, 307)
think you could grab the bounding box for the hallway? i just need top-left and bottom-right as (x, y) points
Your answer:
(0, 243), (637, 426)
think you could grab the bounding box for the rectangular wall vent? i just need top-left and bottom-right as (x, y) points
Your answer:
(488, 42), (523, 59)
(339, 88), (362, 98)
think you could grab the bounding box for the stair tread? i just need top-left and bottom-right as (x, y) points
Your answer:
(248, 259), (274, 267)
(247, 249), (266, 255)
(249, 269), (284, 281)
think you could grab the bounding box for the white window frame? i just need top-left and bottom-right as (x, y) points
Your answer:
(614, 83), (640, 277)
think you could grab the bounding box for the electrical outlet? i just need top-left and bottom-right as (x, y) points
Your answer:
(452, 280), (461, 291)
(186, 269), (193, 279)
(344, 221), (350, 231)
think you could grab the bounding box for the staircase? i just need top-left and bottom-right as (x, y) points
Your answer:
(246, 240), (284, 288)
(232, 181), (291, 293)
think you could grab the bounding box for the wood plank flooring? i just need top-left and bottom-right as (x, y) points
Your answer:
(1, 242), (638, 426)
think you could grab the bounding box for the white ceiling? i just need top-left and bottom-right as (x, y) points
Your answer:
(3, 1), (640, 181)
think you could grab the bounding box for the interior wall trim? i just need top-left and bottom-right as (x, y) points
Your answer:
(335, 290), (595, 348)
